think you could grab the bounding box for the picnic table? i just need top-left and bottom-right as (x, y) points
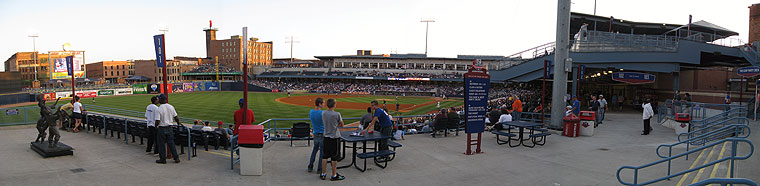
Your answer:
(499, 121), (549, 148)
(337, 130), (394, 172)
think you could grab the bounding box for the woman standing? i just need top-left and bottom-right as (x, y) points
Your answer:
(72, 96), (85, 133)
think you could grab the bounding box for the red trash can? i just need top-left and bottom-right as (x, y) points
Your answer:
(563, 114), (580, 137)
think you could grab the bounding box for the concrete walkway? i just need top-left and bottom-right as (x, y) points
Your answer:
(0, 112), (757, 186)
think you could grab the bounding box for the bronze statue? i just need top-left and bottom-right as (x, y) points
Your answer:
(34, 94), (62, 147)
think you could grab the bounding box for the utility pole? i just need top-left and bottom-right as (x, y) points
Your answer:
(551, 0), (572, 128)
(28, 34), (39, 81)
(285, 36), (299, 63)
(420, 18), (435, 56)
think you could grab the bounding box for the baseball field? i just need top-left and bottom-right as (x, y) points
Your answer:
(75, 92), (463, 127)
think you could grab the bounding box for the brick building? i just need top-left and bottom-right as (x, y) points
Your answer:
(204, 25), (273, 72)
(85, 61), (134, 83)
(133, 59), (198, 83)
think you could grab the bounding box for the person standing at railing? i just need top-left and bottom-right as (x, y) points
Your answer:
(232, 98), (255, 155)
(72, 96), (85, 133)
(155, 94), (181, 164)
(307, 98), (325, 173)
(145, 96), (159, 155)
(320, 98), (345, 181)
(642, 99), (654, 135)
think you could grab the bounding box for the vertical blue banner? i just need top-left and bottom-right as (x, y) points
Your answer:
(544, 60), (552, 79)
(579, 65), (585, 80)
(464, 72), (490, 134)
(153, 35), (165, 67)
(65, 56), (74, 76)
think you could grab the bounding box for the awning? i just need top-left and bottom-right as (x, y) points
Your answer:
(125, 75), (152, 81)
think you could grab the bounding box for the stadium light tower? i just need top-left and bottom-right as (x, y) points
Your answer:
(28, 33), (38, 81)
(285, 36), (300, 63)
(420, 18), (435, 56)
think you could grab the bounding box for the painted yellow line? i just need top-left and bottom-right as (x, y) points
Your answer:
(691, 144), (719, 184)
(676, 148), (709, 186)
(204, 150), (236, 158)
(709, 142), (729, 181)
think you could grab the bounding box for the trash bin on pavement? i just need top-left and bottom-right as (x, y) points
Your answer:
(674, 113), (690, 135)
(579, 111), (596, 136)
(563, 114), (580, 137)
(239, 125), (265, 176)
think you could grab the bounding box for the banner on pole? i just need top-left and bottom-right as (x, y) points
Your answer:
(153, 35), (165, 67)
(66, 56), (74, 76)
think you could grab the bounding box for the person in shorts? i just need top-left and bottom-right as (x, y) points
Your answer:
(72, 96), (85, 133)
(320, 98), (345, 181)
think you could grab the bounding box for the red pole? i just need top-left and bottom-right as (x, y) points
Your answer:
(161, 34), (168, 102)
(242, 27), (249, 126)
(542, 60), (546, 123)
(71, 67), (75, 97)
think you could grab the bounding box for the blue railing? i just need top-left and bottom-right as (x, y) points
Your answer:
(85, 112), (193, 161)
(691, 108), (747, 126)
(680, 118), (749, 143)
(655, 124), (750, 178)
(617, 138), (754, 186)
(690, 178), (758, 186)
(657, 100), (745, 124)
(84, 104), (210, 128)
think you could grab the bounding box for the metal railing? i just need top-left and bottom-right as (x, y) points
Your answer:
(655, 124), (750, 178)
(691, 108), (747, 126)
(83, 104), (207, 127)
(681, 119), (749, 143)
(574, 31), (679, 53)
(0, 106), (39, 126)
(657, 100), (746, 124)
(85, 112), (193, 161)
(690, 178), (757, 186)
(617, 138), (754, 186)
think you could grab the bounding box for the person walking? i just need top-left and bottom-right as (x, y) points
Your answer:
(320, 98), (345, 181)
(307, 98), (325, 173)
(72, 96), (85, 133)
(642, 99), (654, 135)
(145, 96), (160, 155)
(155, 94), (181, 164)
(598, 95), (607, 124)
(571, 96), (581, 116)
(590, 95), (599, 127)
(364, 100), (393, 159)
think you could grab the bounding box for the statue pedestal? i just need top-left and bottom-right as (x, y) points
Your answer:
(31, 141), (73, 158)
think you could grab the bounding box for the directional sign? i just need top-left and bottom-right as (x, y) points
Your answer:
(464, 69), (490, 134)
(737, 66), (760, 77)
(612, 72), (655, 84)
(153, 35), (165, 67)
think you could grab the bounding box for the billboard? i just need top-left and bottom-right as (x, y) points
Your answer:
(98, 90), (114, 96)
(148, 84), (161, 94)
(50, 51), (85, 79)
(204, 82), (219, 91)
(194, 82), (204, 92)
(43, 93), (56, 101)
(183, 83), (194, 92)
(76, 90), (98, 98)
(173, 84), (184, 93)
(132, 84), (147, 94)
(114, 88), (133, 95)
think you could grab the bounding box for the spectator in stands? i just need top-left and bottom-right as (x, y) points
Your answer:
(320, 98), (345, 181)
(145, 96), (159, 155)
(393, 125), (405, 140)
(307, 98), (325, 173)
(202, 121), (213, 132)
(498, 108), (512, 127)
(233, 98), (255, 155)
(72, 96), (85, 133)
(359, 107), (372, 130)
(226, 124), (234, 136)
(155, 94), (181, 164)
(192, 120), (204, 130)
(431, 109), (448, 135)
(487, 107), (500, 130)
(447, 107), (460, 125)
(364, 100), (393, 159)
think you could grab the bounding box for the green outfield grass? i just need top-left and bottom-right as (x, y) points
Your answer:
(50, 92), (463, 129)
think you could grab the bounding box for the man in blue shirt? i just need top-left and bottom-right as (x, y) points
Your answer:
(364, 100), (393, 156)
(571, 96), (581, 115)
(307, 98), (325, 173)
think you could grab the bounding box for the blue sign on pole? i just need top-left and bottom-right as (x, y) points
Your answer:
(737, 66), (760, 77)
(579, 65), (585, 80)
(65, 56), (74, 76)
(153, 35), (165, 67)
(464, 72), (490, 134)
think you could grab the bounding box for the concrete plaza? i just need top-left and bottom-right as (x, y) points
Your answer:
(0, 112), (757, 186)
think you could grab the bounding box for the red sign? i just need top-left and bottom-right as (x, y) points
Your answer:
(43, 93), (57, 101)
(76, 91), (97, 98)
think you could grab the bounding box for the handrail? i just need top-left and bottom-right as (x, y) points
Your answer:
(691, 108), (747, 125)
(655, 124), (750, 178)
(617, 138), (754, 186)
(690, 178), (758, 186)
(86, 112), (192, 161)
(680, 117), (749, 143)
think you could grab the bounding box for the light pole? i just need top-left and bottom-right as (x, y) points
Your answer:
(420, 18), (435, 56)
(28, 33), (38, 81)
(285, 36), (299, 64)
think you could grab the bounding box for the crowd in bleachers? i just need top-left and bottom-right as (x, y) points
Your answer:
(260, 70), (462, 79)
(24, 83), (131, 93)
(488, 84), (547, 114)
(250, 79), (464, 96)
(188, 64), (237, 73)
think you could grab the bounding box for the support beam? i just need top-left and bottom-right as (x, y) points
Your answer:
(550, 0), (572, 128)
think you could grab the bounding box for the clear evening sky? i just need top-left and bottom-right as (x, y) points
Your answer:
(0, 0), (754, 71)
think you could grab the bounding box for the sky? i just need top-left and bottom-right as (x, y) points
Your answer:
(0, 0), (757, 72)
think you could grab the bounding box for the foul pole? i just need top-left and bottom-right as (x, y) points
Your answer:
(242, 27), (249, 125)
(161, 34), (168, 102)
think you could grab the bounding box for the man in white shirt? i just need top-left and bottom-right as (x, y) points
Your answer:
(598, 95), (607, 124)
(155, 94), (182, 164)
(641, 99), (654, 135)
(145, 96), (159, 155)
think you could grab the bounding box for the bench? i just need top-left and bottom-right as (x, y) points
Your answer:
(387, 141), (402, 160)
(526, 133), (551, 148)
(491, 130), (517, 147)
(356, 150), (396, 172)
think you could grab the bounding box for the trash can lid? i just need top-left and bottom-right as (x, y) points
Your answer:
(563, 114), (580, 121)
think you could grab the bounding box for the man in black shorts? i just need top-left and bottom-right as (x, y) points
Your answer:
(320, 98), (345, 181)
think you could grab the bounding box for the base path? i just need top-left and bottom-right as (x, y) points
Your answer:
(275, 94), (448, 112)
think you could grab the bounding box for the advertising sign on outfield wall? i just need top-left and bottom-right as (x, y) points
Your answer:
(114, 88), (133, 95)
(204, 82), (219, 91)
(98, 90), (114, 96)
(133, 84), (147, 94)
(183, 83), (194, 92)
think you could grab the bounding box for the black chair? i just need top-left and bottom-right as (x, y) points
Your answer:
(190, 129), (209, 152)
(135, 122), (147, 145)
(445, 117), (460, 137)
(291, 122), (311, 147)
(127, 120), (140, 143)
(174, 126), (193, 156)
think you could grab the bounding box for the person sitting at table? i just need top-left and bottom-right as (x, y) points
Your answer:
(495, 108), (512, 130)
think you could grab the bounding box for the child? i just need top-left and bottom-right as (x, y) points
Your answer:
(393, 125), (405, 140)
(320, 98), (345, 181)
